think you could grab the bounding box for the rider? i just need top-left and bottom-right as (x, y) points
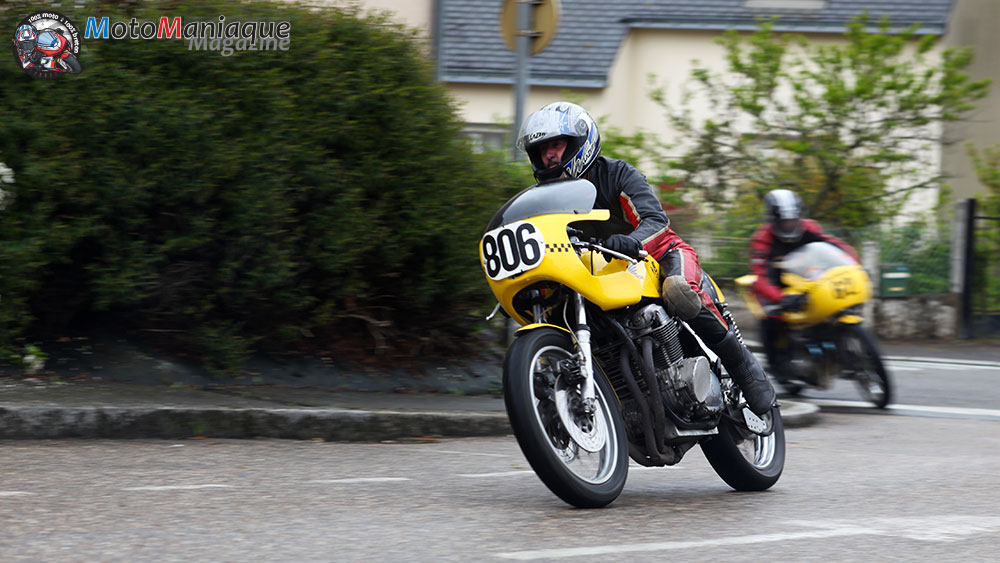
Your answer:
(516, 101), (776, 416)
(15, 24), (41, 69)
(749, 189), (860, 379)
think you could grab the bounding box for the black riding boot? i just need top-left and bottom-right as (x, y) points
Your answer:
(709, 329), (776, 416)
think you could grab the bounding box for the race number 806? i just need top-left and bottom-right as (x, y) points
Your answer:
(481, 221), (546, 280)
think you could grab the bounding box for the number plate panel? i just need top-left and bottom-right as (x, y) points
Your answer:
(481, 220), (547, 281)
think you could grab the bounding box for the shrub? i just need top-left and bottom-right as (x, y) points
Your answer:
(0, 1), (526, 372)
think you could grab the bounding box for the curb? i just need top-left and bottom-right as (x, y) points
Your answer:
(0, 400), (819, 441)
(779, 400), (821, 429)
(0, 406), (511, 441)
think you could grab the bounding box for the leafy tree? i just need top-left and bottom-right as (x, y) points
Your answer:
(598, 120), (688, 213)
(658, 15), (991, 230)
(968, 144), (1000, 209)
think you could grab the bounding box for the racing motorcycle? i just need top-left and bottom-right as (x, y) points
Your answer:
(735, 241), (892, 408)
(479, 178), (784, 508)
(14, 27), (81, 74)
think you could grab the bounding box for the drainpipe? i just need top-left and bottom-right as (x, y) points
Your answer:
(432, 0), (443, 82)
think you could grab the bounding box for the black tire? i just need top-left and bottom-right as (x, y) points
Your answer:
(701, 405), (785, 491)
(503, 328), (628, 508)
(780, 381), (804, 396)
(772, 368), (804, 396)
(841, 324), (892, 408)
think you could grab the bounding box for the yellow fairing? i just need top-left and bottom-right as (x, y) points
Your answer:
(780, 265), (870, 328)
(480, 210), (662, 326)
(734, 275), (765, 319)
(735, 267), (870, 329)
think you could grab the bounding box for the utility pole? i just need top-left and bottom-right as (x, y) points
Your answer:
(512, 0), (532, 161)
(500, 0), (559, 160)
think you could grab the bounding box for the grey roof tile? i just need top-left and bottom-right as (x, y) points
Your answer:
(439, 0), (954, 87)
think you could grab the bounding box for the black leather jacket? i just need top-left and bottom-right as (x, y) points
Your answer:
(582, 156), (687, 260)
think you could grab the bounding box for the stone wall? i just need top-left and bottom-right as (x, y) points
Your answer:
(872, 294), (958, 340)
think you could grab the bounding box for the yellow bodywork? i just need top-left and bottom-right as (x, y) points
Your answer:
(480, 210), (662, 326)
(734, 265), (871, 329)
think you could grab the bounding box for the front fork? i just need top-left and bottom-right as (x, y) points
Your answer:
(522, 291), (597, 415)
(572, 293), (597, 414)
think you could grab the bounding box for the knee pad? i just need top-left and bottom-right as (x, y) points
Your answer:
(662, 275), (702, 320)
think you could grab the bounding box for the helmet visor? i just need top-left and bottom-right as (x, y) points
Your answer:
(774, 218), (803, 241)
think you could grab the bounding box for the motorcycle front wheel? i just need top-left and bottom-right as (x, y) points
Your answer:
(841, 324), (892, 408)
(503, 328), (628, 508)
(701, 406), (785, 491)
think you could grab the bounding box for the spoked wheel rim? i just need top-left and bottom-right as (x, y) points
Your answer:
(733, 412), (779, 469)
(528, 345), (620, 485)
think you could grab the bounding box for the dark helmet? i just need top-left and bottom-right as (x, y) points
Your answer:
(516, 102), (601, 182)
(764, 189), (805, 243)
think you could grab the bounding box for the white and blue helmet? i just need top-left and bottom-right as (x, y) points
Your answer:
(16, 24), (37, 50)
(16, 24), (36, 42)
(517, 102), (601, 182)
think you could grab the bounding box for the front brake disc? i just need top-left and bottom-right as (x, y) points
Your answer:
(554, 379), (608, 453)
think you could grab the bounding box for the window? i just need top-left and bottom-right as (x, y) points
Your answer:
(462, 123), (509, 154)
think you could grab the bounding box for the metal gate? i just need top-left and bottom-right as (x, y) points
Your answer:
(960, 198), (1000, 337)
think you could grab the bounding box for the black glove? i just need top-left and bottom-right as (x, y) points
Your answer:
(779, 293), (808, 312)
(602, 234), (643, 260)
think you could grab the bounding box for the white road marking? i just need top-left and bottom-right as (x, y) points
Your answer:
(881, 364), (920, 372)
(434, 449), (511, 458)
(744, 340), (1000, 369)
(457, 471), (535, 478)
(123, 484), (234, 491)
(884, 356), (1000, 368)
(496, 516), (1000, 560)
(307, 478), (411, 484)
(885, 362), (998, 371)
(810, 399), (1000, 419)
(461, 466), (662, 479)
(0, 491), (32, 496)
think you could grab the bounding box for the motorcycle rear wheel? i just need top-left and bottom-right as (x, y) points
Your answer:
(841, 324), (892, 408)
(701, 406), (785, 491)
(503, 328), (628, 508)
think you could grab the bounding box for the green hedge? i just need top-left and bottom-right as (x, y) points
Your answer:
(0, 1), (527, 372)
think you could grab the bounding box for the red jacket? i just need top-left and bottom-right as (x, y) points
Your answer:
(749, 219), (859, 304)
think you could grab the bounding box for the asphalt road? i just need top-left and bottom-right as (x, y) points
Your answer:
(3, 413), (999, 561)
(3, 355), (999, 561)
(776, 356), (1000, 416)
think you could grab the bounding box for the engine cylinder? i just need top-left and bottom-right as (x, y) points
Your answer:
(628, 304), (683, 365)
